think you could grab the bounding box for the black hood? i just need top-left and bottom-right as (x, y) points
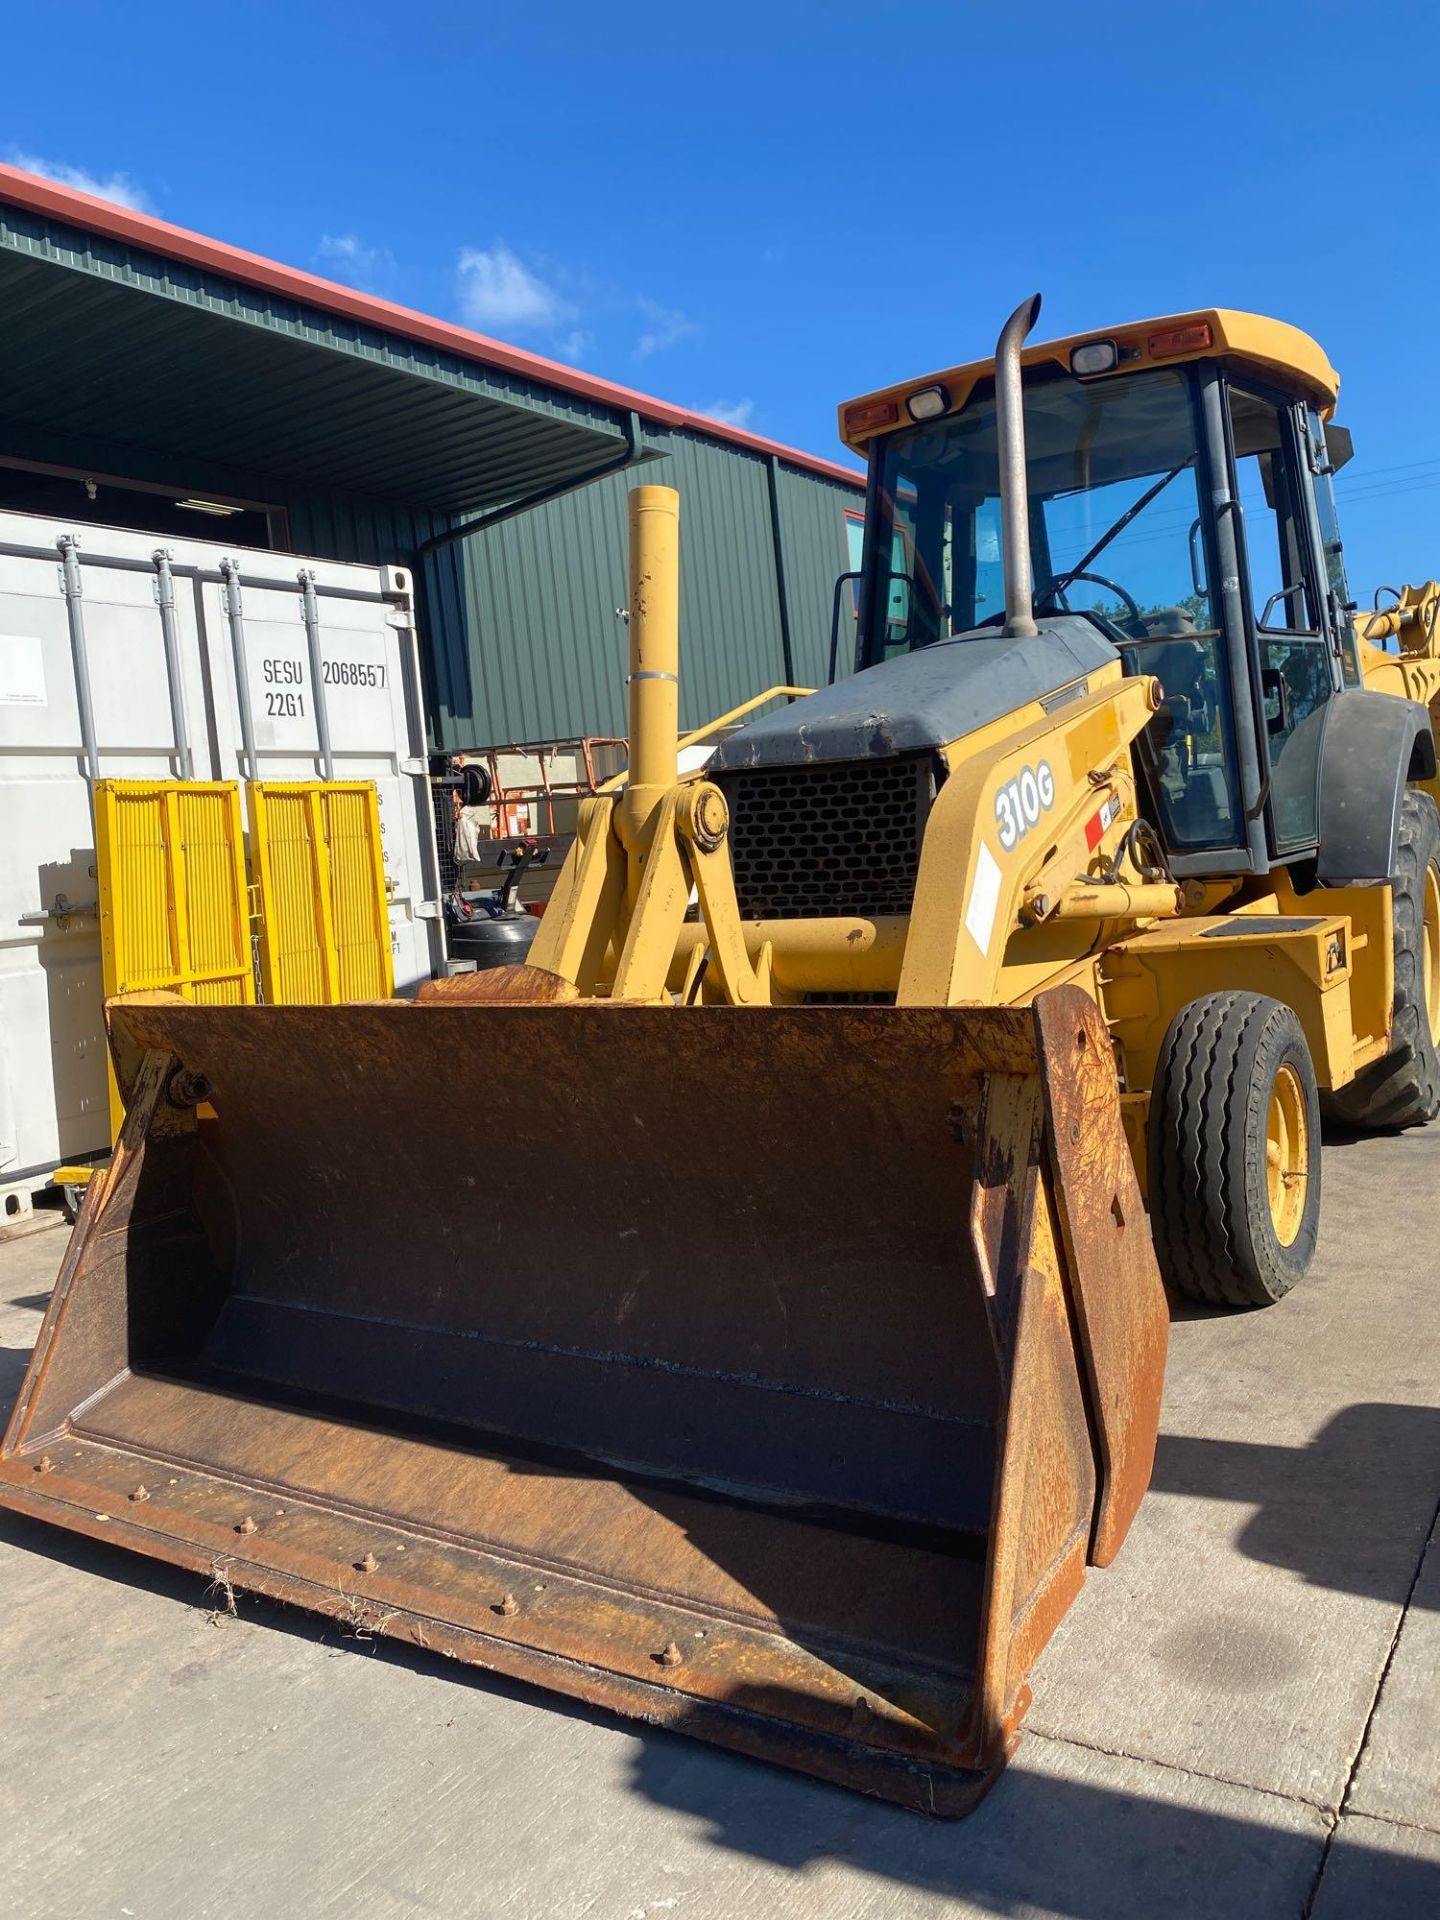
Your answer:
(710, 615), (1118, 771)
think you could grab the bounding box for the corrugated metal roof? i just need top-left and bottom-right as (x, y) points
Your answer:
(0, 162), (864, 503)
(0, 210), (627, 513)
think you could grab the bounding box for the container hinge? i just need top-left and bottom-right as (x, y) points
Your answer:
(415, 899), (444, 920)
(20, 893), (99, 927)
(401, 757), (429, 777)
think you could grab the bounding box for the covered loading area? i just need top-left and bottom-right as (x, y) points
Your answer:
(0, 162), (652, 563)
(0, 166), (865, 751)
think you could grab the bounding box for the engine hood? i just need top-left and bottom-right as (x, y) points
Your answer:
(710, 615), (1118, 772)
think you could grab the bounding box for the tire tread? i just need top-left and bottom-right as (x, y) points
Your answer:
(1149, 991), (1318, 1308)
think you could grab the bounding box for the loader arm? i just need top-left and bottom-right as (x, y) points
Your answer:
(1355, 582), (1440, 710)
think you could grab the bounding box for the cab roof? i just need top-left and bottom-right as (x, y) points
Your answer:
(838, 309), (1341, 452)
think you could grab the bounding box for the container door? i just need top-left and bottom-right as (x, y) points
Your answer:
(0, 510), (206, 1181)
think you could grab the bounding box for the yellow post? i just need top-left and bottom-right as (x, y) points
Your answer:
(617, 485), (680, 886)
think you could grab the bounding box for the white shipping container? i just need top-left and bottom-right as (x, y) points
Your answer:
(0, 508), (442, 1214)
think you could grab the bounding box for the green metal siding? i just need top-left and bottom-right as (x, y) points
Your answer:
(285, 490), (449, 570)
(426, 430), (862, 748)
(774, 464), (864, 688)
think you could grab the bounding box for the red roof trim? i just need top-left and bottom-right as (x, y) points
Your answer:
(0, 162), (863, 492)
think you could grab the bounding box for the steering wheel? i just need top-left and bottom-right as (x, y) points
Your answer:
(1050, 570), (1144, 630)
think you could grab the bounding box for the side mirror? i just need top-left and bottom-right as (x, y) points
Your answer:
(827, 570), (863, 684)
(1324, 423), (1354, 473)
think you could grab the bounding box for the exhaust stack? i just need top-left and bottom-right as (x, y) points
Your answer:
(996, 293), (1042, 640)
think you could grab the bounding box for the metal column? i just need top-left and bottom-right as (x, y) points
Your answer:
(297, 568), (336, 780)
(152, 549), (195, 780)
(56, 535), (100, 802)
(219, 557), (259, 781)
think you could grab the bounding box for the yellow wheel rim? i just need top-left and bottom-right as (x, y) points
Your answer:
(1423, 863), (1440, 1048)
(1265, 1064), (1309, 1247)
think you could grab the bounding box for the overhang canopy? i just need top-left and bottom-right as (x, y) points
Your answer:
(0, 165), (860, 521)
(0, 203), (629, 514)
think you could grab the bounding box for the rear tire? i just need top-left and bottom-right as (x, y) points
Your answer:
(1323, 787), (1440, 1131)
(1148, 991), (1321, 1308)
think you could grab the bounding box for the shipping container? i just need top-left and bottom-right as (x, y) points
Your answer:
(0, 507), (438, 1212)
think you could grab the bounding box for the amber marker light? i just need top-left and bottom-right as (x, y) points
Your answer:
(844, 399), (901, 435)
(1148, 323), (1213, 358)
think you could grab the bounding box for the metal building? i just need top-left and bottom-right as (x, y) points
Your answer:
(0, 163), (864, 749)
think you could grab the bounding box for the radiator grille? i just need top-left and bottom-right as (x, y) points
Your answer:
(717, 756), (933, 921)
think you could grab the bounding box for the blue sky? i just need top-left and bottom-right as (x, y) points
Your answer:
(5, 0), (1438, 595)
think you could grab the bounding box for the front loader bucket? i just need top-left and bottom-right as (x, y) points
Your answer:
(0, 985), (1165, 1815)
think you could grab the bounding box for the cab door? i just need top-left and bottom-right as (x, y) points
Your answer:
(1225, 383), (1343, 857)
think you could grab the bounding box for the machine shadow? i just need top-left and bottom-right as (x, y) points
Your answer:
(623, 1727), (1439, 1917)
(4, 1472), (1436, 1918)
(0, 1341), (32, 1407)
(3, 1481), (1434, 1918)
(1150, 1403), (1440, 1607)
(4, 1307), (1438, 1906)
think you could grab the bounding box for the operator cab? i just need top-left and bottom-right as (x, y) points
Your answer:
(840, 312), (1357, 880)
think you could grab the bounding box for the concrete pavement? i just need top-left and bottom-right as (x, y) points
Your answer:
(0, 1116), (1436, 1919)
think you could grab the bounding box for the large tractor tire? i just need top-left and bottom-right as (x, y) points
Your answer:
(1149, 991), (1321, 1308)
(1324, 787), (1440, 1131)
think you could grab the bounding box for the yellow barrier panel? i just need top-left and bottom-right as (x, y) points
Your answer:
(94, 779), (254, 1135)
(247, 782), (394, 1005)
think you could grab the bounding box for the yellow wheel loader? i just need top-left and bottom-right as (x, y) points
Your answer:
(3, 296), (1436, 1816)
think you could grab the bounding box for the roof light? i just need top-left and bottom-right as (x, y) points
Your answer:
(844, 399), (901, 436)
(1148, 322), (1212, 359)
(906, 384), (950, 421)
(174, 498), (244, 516)
(1070, 339), (1119, 377)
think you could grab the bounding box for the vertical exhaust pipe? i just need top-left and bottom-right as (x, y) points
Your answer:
(995, 293), (1043, 640)
(618, 484), (681, 888)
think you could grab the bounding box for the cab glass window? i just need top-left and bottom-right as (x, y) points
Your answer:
(1307, 408), (1359, 686)
(864, 366), (1244, 853)
(1228, 387), (1334, 851)
(865, 367), (1217, 656)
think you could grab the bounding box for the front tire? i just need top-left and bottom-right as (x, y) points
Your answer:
(1148, 991), (1321, 1308)
(1324, 787), (1440, 1131)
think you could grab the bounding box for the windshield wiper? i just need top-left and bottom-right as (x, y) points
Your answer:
(1038, 464), (1186, 608)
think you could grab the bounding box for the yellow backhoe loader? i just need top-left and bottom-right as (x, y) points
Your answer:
(4, 296), (1438, 1816)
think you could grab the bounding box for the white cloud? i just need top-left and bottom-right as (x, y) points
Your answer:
(456, 244), (571, 334)
(314, 233), (397, 294)
(9, 150), (153, 213)
(695, 399), (756, 430)
(635, 297), (699, 360)
(451, 249), (697, 374)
